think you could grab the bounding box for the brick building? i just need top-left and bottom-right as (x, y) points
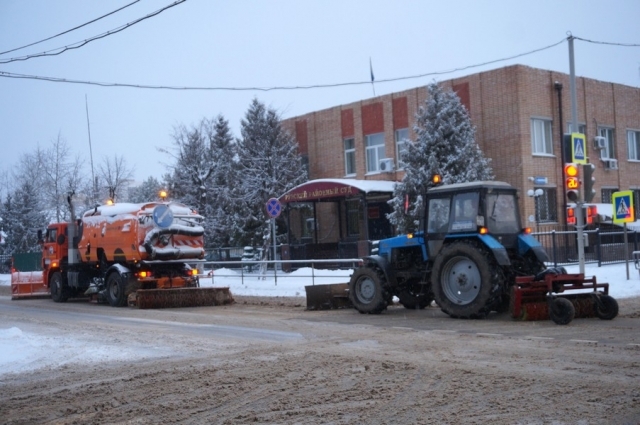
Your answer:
(282, 64), (640, 236)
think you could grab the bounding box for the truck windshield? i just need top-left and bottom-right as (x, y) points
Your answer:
(485, 193), (520, 234)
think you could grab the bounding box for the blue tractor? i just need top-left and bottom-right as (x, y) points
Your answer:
(348, 180), (550, 319)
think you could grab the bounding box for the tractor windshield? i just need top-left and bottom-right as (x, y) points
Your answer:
(485, 192), (520, 234)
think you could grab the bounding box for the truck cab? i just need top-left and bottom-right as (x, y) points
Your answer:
(39, 223), (69, 287)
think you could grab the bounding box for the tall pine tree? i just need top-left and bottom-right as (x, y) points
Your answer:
(205, 115), (236, 248)
(388, 82), (493, 233)
(232, 99), (307, 248)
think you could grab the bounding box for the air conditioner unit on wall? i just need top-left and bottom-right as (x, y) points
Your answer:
(379, 158), (395, 172)
(594, 136), (607, 150)
(603, 159), (618, 170)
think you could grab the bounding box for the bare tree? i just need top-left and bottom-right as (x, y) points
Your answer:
(37, 134), (87, 222)
(97, 155), (134, 202)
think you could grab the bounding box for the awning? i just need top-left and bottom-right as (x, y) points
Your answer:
(279, 179), (396, 203)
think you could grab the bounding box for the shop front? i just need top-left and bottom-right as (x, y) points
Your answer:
(278, 179), (396, 264)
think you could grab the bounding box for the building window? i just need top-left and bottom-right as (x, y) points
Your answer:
(534, 187), (557, 223)
(346, 200), (360, 237)
(344, 138), (356, 176)
(395, 128), (409, 169)
(365, 132), (385, 173)
(598, 127), (615, 159)
(627, 130), (640, 161)
(531, 118), (553, 155)
(601, 188), (618, 204)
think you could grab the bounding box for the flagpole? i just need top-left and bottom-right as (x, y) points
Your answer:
(369, 57), (376, 96)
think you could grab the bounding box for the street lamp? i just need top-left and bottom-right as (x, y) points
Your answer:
(527, 188), (544, 232)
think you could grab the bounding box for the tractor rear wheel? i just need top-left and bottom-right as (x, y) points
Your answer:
(50, 272), (69, 303)
(549, 297), (575, 325)
(431, 242), (498, 319)
(348, 266), (389, 314)
(106, 272), (128, 307)
(595, 294), (619, 320)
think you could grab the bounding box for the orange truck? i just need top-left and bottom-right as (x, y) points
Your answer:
(11, 195), (232, 308)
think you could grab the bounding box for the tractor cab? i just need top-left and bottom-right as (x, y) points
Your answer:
(424, 181), (523, 260)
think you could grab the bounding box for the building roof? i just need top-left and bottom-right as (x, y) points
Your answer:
(279, 179), (397, 203)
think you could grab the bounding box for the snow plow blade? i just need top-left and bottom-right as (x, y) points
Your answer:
(305, 283), (352, 310)
(10, 271), (49, 300)
(511, 272), (618, 325)
(129, 287), (234, 309)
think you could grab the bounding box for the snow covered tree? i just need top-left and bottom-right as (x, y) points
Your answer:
(2, 181), (48, 254)
(161, 115), (238, 248)
(161, 120), (214, 214)
(231, 99), (307, 248)
(388, 82), (494, 233)
(127, 176), (164, 203)
(37, 134), (86, 222)
(204, 115), (236, 248)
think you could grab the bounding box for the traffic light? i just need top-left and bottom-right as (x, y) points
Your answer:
(564, 163), (580, 202)
(566, 207), (576, 226)
(583, 163), (596, 203)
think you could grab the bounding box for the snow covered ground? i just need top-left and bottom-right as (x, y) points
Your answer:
(1, 262), (639, 377)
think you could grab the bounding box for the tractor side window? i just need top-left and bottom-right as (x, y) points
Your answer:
(451, 193), (479, 232)
(427, 198), (450, 234)
(486, 193), (520, 233)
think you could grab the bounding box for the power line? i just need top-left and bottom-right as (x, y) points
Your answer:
(573, 36), (640, 48)
(0, 0), (186, 64)
(0, 37), (569, 91)
(0, 0), (141, 56)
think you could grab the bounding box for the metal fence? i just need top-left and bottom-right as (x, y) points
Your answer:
(197, 258), (360, 287)
(533, 227), (639, 267)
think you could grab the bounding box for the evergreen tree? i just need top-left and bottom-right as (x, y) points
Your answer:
(2, 181), (48, 254)
(232, 98), (307, 248)
(204, 115), (236, 248)
(388, 82), (493, 233)
(162, 120), (213, 213)
(128, 176), (164, 203)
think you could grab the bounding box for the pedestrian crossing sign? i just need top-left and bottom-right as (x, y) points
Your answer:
(571, 133), (587, 164)
(612, 191), (635, 224)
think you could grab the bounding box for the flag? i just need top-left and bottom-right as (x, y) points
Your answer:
(369, 57), (374, 82)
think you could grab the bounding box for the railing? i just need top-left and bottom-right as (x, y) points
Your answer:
(533, 227), (640, 267)
(196, 258), (360, 287)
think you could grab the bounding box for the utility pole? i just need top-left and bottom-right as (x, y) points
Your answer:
(568, 34), (586, 274)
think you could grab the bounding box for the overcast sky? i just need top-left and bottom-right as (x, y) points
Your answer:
(1, 0), (638, 186)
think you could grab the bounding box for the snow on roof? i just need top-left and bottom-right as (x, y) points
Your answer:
(308, 178), (397, 193)
(279, 178), (396, 203)
(83, 202), (196, 217)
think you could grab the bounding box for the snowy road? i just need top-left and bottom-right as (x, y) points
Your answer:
(2, 267), (640, 424)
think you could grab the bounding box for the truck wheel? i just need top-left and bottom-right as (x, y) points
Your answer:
(595, 294), (618, 320)
(549, 297), (575, 325)
(431, 242), (498, 319)
(50, 272), (69, 303)
(348, 267), (389, 314)
(397, 283), (432, 310)
(106, 272), (128, 307)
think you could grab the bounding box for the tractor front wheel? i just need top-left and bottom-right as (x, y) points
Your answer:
(431, 242), (498, 319)
(348, 266), (389, 314)
(106, 272), (128, 307)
